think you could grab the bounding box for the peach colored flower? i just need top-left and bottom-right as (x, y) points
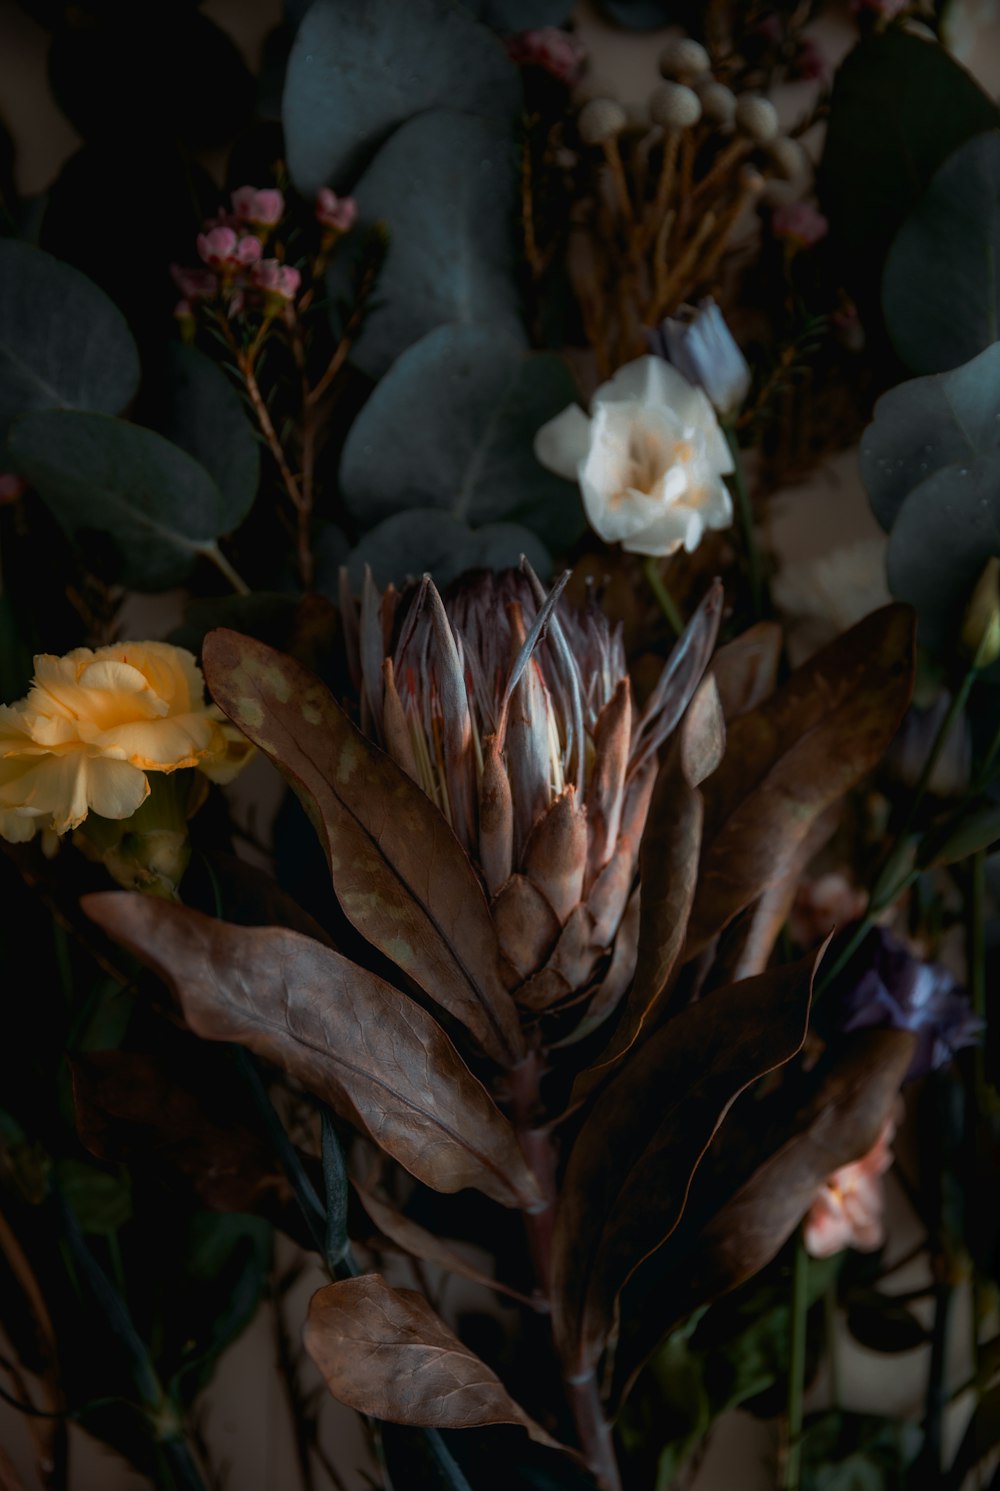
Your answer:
(803, 1109), (897, 1258)
(0, 642), (251, 843)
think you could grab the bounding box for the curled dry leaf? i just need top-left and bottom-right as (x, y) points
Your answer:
(83, 894), (543, 1213)
(201, 629), (523, 1068)
(304, 1274), (562, 1449)
(709, 620), (782, 721)
(552, 949), (822, 1378)
(354, 1181), (542, 1310)
(609, 1027), (917, 1409)
(686, 605), (915, 957)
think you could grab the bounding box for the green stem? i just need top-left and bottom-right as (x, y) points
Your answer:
(970, 848), (988, 1106)
(894, 666), (977, 849)
(824, 1277), (840, 1411)
(724, 424), (765, 620)
(643, 556), (684, 637)
(973, 717), (1000, 795)
(783, 1232), (809, 1491)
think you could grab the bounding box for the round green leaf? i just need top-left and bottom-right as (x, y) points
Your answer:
(886, 453), (1000, 653)
(283, 0), (520, 193)
(0, 240), (140, 454)
(155, 344), (259, 532)
(883, 131), (1000, 375)
(8, 410), (235, 591)
(340, 323), (582, 542)
(860, 341), (1000, 530)
(821, 31), (998, 262)
(345, 509), (551, 590)
(330, 112), (522, 379)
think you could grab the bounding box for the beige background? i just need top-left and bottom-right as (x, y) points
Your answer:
(0, 2), (994, 1486)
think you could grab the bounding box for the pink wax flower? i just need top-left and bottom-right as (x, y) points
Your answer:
(794, 36), (832, 85)
(804, 1109), (897, 1258)
(232, 185), (284, 228)
(196, 227), (263, 269)
(0, 472), (28, 505)
(315, 188), (358, 234)
(252, 259), (301, 302)
(790, 872), (868, 948)
(170, 264), (218, 301)
(772, 201), (829, 247)
(506, 27), (586, 85)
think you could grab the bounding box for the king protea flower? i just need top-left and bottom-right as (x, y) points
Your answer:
(340, 564), (721, 1019)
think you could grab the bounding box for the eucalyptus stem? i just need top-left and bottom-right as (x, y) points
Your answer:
(202, 542), (250, 596)
(783, 1232), (809, 1491)
(724, 424), (764, 620)
(643, 555), (684, 637)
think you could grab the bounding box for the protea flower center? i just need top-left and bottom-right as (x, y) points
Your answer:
(346, 565), (715, 1016)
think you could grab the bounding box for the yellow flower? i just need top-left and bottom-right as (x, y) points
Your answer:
(0, 641), (252, 843)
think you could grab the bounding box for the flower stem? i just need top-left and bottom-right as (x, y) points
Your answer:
(565, 1373), (623, 1491)
(782, 1231), (809, 1491)
(724, 424), (764, 620)
(202, 541), (250, 596)
(643, 556), (684, 637)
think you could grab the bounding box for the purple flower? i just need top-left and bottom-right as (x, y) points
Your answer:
(645, 298), (750, 422)
(831, 927), (982, 1081)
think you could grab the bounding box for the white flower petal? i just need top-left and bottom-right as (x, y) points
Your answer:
(533, 403), (592, 480)
(622, 504), (699, 557)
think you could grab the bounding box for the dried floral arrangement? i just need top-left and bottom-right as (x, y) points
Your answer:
(1, 2), (999, 1490)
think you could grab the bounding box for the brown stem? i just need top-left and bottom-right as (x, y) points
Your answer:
(565, 1373), (623, 1491)
(0, 1211), (67, 1490)
(504, 1055), (623, 1491)
(241, 358), (304, 513)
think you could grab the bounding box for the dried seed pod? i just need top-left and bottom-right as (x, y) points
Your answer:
(659, 36), (710, 82)
(697, 80), (736, 128)
(734, 93), (779, 144)
(649, 81), (702, 131)
(577, 97), (628, 145)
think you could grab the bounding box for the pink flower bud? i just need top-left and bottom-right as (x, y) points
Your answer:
(0, 472), (28, 505)
(196, 228), (263, 270)
(315, 188), (358, 233)
(170, 264), (218, 301)
(231, 185), (285, 227)
(506, 27), (586, 85)
(197, 226), (238, 266)
(772, 201), (829, 247)
(235, 235), (263, 266)
(251, 259), (301, 302)
(804, 1109), (898, 1259)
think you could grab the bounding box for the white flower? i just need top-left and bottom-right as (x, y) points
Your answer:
(533, 357), (734, 557)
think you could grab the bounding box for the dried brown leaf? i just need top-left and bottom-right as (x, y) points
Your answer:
(552, 950), (821, 1376)
(201, 629), (523, 1067)
(687, 606), (915, 957)
(304, 1274), (562, 1448)
(84, 895), (543, 1213)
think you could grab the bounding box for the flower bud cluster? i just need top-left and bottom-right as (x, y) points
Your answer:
(170, 181), (357, 328)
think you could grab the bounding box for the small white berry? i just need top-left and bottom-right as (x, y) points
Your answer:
(577, 98), (628, 145)
(734, 94), (780, 145)
(649, 81), (702, 132)
(659, 36), (710, 82)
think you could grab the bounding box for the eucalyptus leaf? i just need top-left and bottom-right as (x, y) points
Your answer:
(283, 0), (520, 192)
(0, 240), (140, 455)
(331, 112), (523, 378)
(886, 455), (1000, 654)
(860, 341), (1000, 531)
(345, 510), (551, 590)
(340, 323), (581, 540)
(821, 31), (998, 263)
(883, 131), (1000, 375)
(154, 344), (259, 531)
(8, 410), (236, 591)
